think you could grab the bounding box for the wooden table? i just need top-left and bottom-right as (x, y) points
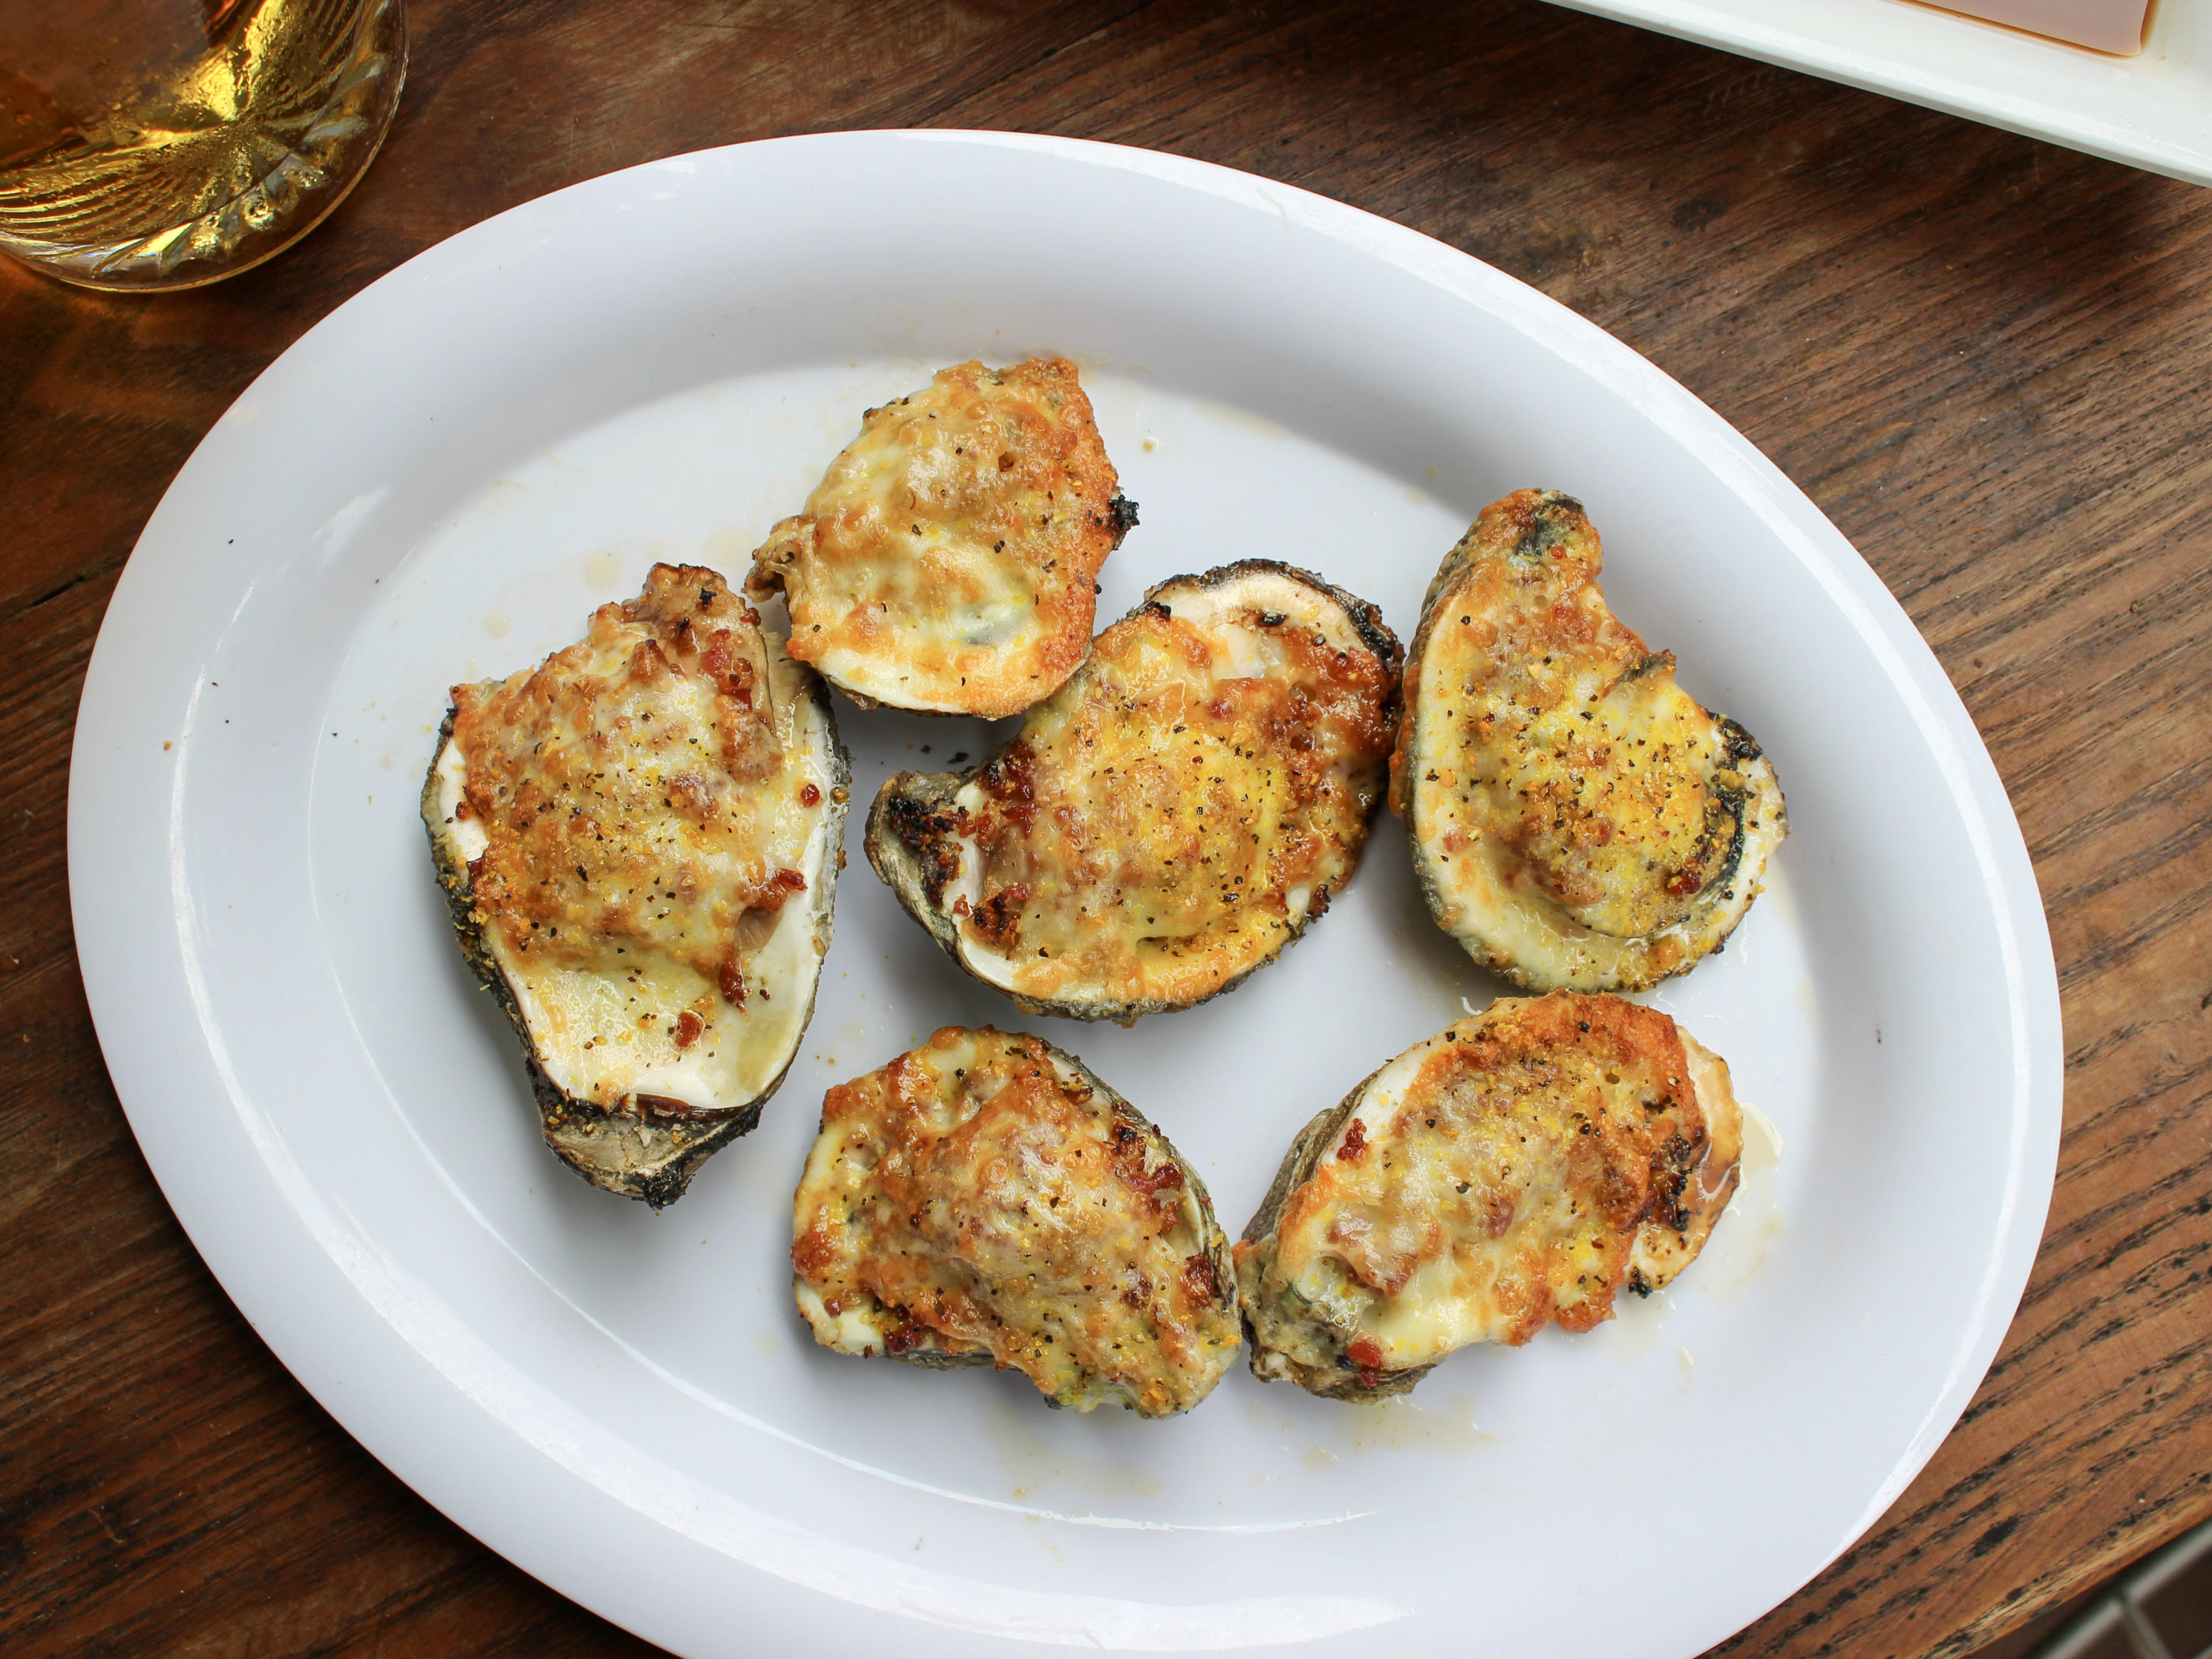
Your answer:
(6, 2), (2207, 1653)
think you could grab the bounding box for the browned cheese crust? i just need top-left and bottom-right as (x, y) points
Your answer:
(425, 563), (846, 1206)
(864, 562), (1402, 1021)
(790, 1027), (1240, 1416)
(749, 356), (1136, 718)
(1392, 490), (1786, 991)
(1236, 993), (1741, 1399)
(452, 567), (811, 1003)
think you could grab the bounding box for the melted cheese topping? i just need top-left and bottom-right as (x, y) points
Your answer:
(791, 1027), (1240, 1417)
(431, 564), (838, 1112)
(750, 357), (1127, 717)
(936, 569), (1396, 1013)
(1237, 994), (1740, 1392)
(1395, 490), (1785, 990)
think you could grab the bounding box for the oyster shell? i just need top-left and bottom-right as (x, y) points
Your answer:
(1236, 993), (1742, 1400)
(791, 1026), (1240, 1416)
(423, 563), (847, 1207)
(748, 356), (1137, 718)
(1393, 490), (1786, 991)
(865, 560), (1402, 1022)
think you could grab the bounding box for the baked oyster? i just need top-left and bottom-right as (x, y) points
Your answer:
(747, 356), (1137, 718)
(1393, 489), (1786, 990)
(1237, 992), (1741, 1400)
(423, 563), (847, 1207)
(866, 561), (1402, 1022)
(791, 1026), (1241, 1416)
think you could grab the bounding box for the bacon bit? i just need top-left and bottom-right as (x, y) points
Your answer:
(951, 894), (972, 919)
(453, 797), (475, 821)
(700, 633), (756, 706)
(663, 771), (713, 813)
(752, 866), (808, 910)
(979, 744), (1039, 831)
(1181, 1253), (1220, 1306)
(883, 1314), (932, 1356)
(1108, 1119), (1184, 1197)
(968, 884), (1029, 950)
(1337, 1119), (1369, 1162)
(673, 1010), (704, 1048)
(1479, 1188), (1518, 1238)
(790, 1222), (837, 1278)
(718, 955), (747, 1007)
(634, 1092), (707, 1121)
(1347, 1335), (1387, 1391)
(800, 782), (821, 808)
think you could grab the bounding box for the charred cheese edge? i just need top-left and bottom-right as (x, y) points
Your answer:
(1393, 490), (1786, 991)
(748, 356), (1137, 718)
(865, 561), (1402, 1023)
(791, 1026), (1240, 1417)
(423, 563), (848, 1207)
(1236, 993), (1741, 1400)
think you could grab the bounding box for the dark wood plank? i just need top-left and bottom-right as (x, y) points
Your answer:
(3, 1), (2206, 1654)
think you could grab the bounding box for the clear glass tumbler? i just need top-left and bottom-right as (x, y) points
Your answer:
(0, 0), (405, 291)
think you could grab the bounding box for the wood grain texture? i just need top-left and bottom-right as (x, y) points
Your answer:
(2, 1), (2206, 1654)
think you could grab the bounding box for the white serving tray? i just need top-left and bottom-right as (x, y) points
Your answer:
(1547, 0), (2211, 186)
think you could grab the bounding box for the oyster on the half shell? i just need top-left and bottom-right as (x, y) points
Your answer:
(792, 1025), (1241, 1416)
(748, 356), (1137, 718)
(866, 560), (1402, 1022)
(1393, 490), (1786, 991)
(423, 563), (847, 1207)
(1236, 992), (1742, 1400)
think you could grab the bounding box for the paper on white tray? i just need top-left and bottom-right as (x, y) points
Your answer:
(1938, 0), (2149, 56)
(1546, 0), (2209, 186)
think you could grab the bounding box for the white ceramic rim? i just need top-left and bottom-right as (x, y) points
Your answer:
(67, 130), (2065, 1657)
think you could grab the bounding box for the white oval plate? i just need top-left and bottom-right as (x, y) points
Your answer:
(70, 131), (2061, 1659)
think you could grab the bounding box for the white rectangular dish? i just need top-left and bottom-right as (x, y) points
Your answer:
(1547, 0), (2211, 186)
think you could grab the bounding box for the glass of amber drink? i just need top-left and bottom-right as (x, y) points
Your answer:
(0, 0), (405, 291)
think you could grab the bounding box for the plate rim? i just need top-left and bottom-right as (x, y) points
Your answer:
(67, 127), (2065, 1657)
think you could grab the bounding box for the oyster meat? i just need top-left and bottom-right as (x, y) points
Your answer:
(423, 563), (847, 1207)
(1237, 992), (1742, 1399)
(1393, 489), (1786, 990)
(748, 356), (1137, 718)
(791, 1026), (1241, 1416)
(866, 560), (1401, 1022)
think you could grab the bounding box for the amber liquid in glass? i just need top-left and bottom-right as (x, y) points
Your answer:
(0, 0), (404, 291)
